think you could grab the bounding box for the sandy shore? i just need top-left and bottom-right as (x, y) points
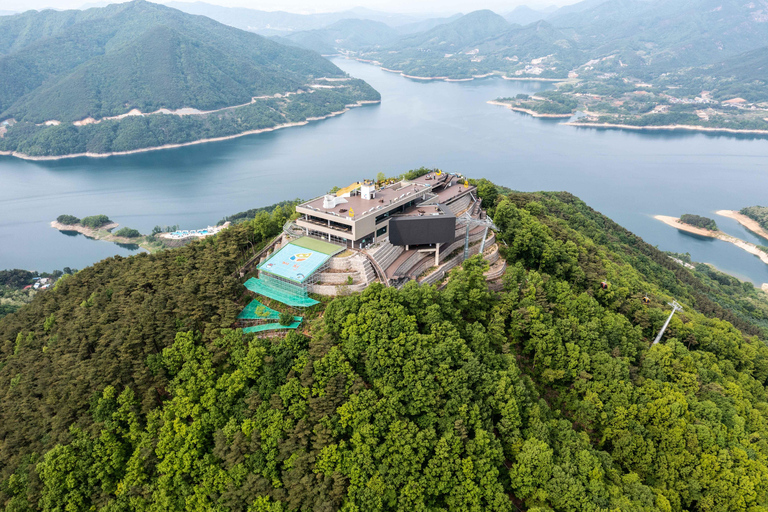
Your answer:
(563, 121), (768, 136)
(487, 100), (574, 118)
(716, 210), (768, 241)
(0, 100), (379, 161)
(401, 74), (450, 80)
(348, 57), (519, 83)
(51, 221), (121, 239)
(655, 215), (768, 266)
(501, 76), (568, 82)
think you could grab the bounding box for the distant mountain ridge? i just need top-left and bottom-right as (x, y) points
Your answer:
(273, 0), (768, 84)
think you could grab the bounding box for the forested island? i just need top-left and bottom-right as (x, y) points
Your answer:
(0, 2), (380, 159)
(4, 175), (768, 510)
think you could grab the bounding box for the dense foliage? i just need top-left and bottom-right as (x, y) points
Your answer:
(80, 215), (112, 229)
(114, 228), (141, 238)
(4, 185), (768, 511)
(55, 215), (79, 226)
(680, 214), (718, 231)
(0, 1), (347, 123)
(0, 83), (378, 157)
(0, 1), (380, 157)
(741, 206), (768, 232)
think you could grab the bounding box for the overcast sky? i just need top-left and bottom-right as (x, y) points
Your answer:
(0, 0), (580, 15)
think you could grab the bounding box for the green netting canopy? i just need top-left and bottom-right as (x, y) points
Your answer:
(244, 277), (319, 307)
(242, 317), (303, 333)
(237, 299), (280, 320)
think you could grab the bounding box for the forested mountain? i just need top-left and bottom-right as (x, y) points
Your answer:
(0, 1), (380, 157)
(503, 5), (551, 26)
(3, 178), (768, 510)
(164, 2), (436, 35)
(0, 1), (347, 123)
(283, 19), (399, 55)
(350, 11), (579, 79)
(549, 0), (768, 75)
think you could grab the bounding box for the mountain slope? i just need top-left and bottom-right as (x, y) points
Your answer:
(3, 183), (768, 510)
(0, 1), (380, 157)
(0, 1), (348, 123)
(284, 19), (399, 54)
(164, 1), (433, 35)
(551, 0), (768, 73)
(355, 12), (579, 79)
(390, 9), (511, 51)
(504, 5), (549, 25)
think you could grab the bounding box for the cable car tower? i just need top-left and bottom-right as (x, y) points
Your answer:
(652, 300), (683, 345)
(459, 211), (497, 261)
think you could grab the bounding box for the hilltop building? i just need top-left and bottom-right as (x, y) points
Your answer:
(236, 171), (505, 317)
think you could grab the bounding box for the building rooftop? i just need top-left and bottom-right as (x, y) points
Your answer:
(398, 204), (450, 217)
(298, 172), (472, 221)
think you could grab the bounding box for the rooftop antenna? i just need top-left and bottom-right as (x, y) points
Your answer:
(653, 300), (683, 345)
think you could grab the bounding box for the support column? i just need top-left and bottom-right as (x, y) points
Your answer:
(479, 226), (489, 255)
(435, 244), (440, 266)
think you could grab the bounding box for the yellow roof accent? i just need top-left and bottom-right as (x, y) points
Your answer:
(336, 182), (362, 197)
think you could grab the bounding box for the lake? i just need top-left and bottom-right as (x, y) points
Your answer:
(2, 57), (768, 284)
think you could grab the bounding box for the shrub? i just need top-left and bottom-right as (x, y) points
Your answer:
(56, 215), (80, 225)
(80, 215), (112, 229)
(279, 311), (294, 326)
(680, 214), (718, 231)
(114, 227), (140, 238)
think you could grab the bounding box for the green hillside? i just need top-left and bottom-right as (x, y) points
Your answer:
(284, 19), (399, 54)
(3, 177), (768, 510)
(0, 1), (350, 123)
(551, 0), (768, 74)
(389, 9), (511, 51)
(0, 1), (380, 157)
(315, 11), (580, 79)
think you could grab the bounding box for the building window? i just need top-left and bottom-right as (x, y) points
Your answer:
(376, 226), (387, 237)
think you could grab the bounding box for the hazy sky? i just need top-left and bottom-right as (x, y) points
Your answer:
(0, 0), (579, 15)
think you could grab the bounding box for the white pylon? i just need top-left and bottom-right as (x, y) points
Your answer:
(653, 301), (683, 345)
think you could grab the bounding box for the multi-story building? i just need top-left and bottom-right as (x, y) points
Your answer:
(295, 171), (476, 248)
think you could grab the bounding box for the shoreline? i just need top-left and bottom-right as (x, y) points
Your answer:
(715, 210), (768, 242)
(52, 221), (159, 253)
(563, 121), (768, 136)
(0, 100), (380, 161)
(347, 57), (561, 84)
(52, 221), (122, 239)
(487, 100), (574, 118)
(654, 215), (768, 266)
(501, 76), (568, 82)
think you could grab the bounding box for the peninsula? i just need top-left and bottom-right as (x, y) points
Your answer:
(52, 215), (163, 253)
(655, 215), (768, 266)
(52, 215), (232, 252)
(718, 208), (768, 242)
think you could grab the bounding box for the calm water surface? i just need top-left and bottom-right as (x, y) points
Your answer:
(1, 58), (768, 284)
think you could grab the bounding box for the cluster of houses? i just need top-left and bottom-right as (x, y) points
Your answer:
(22, 277), (55, 291)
